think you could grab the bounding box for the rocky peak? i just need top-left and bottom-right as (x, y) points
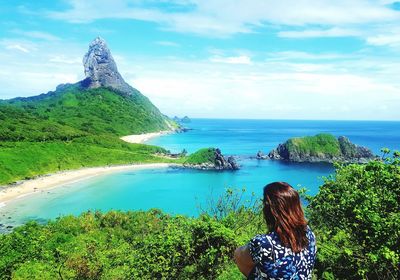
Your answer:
(82, 37), (133, 94)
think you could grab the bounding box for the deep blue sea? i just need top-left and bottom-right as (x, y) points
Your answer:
(1, 119), (399, 228)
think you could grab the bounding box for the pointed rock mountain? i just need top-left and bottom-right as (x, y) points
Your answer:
(1, 37), (178, 135)
(81, 37), (134, 94)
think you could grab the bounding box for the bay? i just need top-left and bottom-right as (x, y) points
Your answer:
(1, 119), (399, 228)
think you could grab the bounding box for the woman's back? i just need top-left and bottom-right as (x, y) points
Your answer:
(248, 226), (317, 280)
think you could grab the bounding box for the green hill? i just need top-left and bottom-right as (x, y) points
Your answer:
(1, 85), (175, 137)
(0, 37), (182, 185)
(0, 85), (182, 185)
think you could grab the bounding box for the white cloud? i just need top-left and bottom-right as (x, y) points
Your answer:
(5, 44), (30, 53)
(267, 51), (350, 61)
(119, 55), (400, 120)
(0, 38), (38, 53)
(46, 0), (400, 38)
(155, 41), (180, 47)
(366, 27), (400, 47)
(210, 55), (252, 65)
(278, 27), (362, 38)
(0, 39), (85, 99)
(49, 55), (82, 64)
(0, 33), (399, 120)
(11, 30), (60, 41)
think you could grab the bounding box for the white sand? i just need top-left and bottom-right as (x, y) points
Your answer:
(0, 163), (177, 206)
(120, 130), (172, 144)
(0, 130), (177, 206)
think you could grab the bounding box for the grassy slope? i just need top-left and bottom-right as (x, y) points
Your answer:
(0, 86), (184, 185)
(2, 86), (172, 136)
(0, 106), (86, 141)
(0, 136), (185, 185)
(184, 148), (216, 164)
(286, 133), (341, 157)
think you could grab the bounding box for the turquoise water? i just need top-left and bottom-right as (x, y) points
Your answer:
(1, 119), (399, 228)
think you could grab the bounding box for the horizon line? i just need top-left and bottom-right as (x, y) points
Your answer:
(177, 117), (400, 122)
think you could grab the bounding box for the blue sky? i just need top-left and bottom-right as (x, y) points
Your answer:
(1, 0), (400, 120)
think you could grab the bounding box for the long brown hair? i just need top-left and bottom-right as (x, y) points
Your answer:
(263, 182), (308, 253)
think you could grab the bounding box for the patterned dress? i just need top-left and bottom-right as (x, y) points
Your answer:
(248, 226), (316, 280)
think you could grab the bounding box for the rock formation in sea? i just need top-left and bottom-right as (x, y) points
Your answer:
(81, 36), (134, 95)
(214, 148), (239, 170)
(184, 148), (240, 170)
(173, 116), (191, 123)
(267, 134), (377, 163)
(256, 150), (268, 159)
(181, 116), (191, 123)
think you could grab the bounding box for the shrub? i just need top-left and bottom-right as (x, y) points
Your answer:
(306, 153), (400, 279)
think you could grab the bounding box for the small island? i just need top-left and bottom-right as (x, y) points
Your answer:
(173, 116), (191, 123)
(267, 133), (377, 163)
(181, 116), (191, 123)
(184, 148), (239, 170)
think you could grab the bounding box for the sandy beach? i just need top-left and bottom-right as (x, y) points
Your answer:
(0, 163), (177, 206)
(120, 130), (173, 144)
(0, 130), (176, 206)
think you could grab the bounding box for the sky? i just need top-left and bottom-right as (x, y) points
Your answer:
(1, 1), (400, 120)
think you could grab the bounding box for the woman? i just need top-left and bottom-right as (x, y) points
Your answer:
(234, 182), (316, 280)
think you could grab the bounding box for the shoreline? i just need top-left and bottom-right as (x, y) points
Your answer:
(0, 130), (177, 206)
(120, 130), (173, 144)
(0, 163), (178, 206)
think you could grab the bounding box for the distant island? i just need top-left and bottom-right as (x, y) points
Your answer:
(173, 116), (191, 123)
(266, 133), (377, 163)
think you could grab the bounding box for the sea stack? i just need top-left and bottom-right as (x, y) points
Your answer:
(267, 133), (377, 163)
(81, 37), (133, 94)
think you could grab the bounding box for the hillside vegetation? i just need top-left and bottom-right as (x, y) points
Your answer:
(1, 154), (398, 279)
(0, 136), (182, 185)
(287, 133), (341, 156)
(184, 148), (216, 165)
(0, 86), (184, 185)
(269, 133), (375, 163)
(1, 86), (173, 137)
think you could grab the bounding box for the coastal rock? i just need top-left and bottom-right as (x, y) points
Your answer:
(268, 134), (377, 163)
(215, 148), (239, 170)
(338, 136), (374, 160)
(184, 148), (239, 170)
(173, 116), (191, 123)
(81, 37), (134, 94)
(256, 150), (269, 159)
(181, 116), (191, 123)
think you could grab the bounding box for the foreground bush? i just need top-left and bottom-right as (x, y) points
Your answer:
(1, 155), (399, 279)
(0, 210), (241, 279)
(307, 152), (400, 279)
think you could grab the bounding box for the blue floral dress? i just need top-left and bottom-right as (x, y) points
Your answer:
(248, 226), (316, 280)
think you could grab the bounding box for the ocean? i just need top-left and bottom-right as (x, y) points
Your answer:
(1, 119), (399, 227)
